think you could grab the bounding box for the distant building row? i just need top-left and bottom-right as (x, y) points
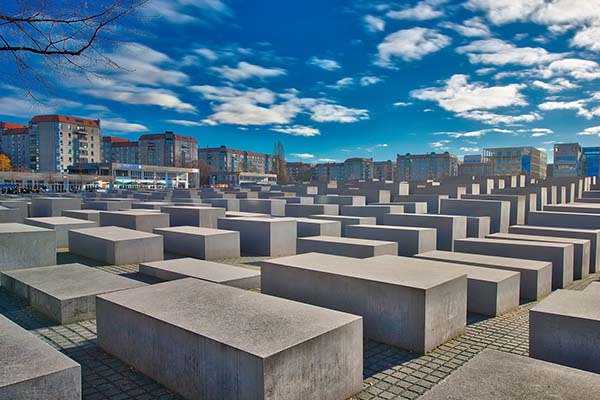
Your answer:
(286, 158), (396, 183)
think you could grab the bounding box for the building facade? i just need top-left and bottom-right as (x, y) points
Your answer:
(102, 136), (128, 162)
(396, 152), (459, 181)
(197, 145), (276, 185)
(553, 143), (584, 177)
(29, 115), (102, 172)
(344, 158), (374, 181)
(373, 160), (395, 182)
(139, 131), (198, 168)
(483, 147), (547, 179)
(315, 162), (344, 182)
(0, 123), (29, 170)
(458, 154), (487, 177)
(583, 147), (600, 178)
(286, 162), (315, 182)
(103, 137), (139, 164)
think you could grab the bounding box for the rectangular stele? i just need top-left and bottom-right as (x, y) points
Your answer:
(153, 226), (240, 260)
(25, 217), (97, 248)
(0, 314), (81, 399)
(297, 236), (398, 258)
(0, 223), (56, 271)
(1, 263), (146, 324)
(96, 278), (363, 400)
(217, 217), (297, 256)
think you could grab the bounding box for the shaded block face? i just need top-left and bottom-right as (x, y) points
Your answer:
(306, 215), (376, 235)
(0, 223), (56, 271)
(284, 204), (339, 217)
(294, 218), (341, 237)
(62, 209), (101, 223)
(160, 206), (226, 228)
(297, 236), (398, 258)
(99, 210), (170, 233)
(440, 199), (510, 233)
(261, 253), (466, 353)
(529, 210), (600, 230)
(345, 225), (436, 256)
(382, 213), (467, 251)
(154, 226), (240, 260)
(203, 198), (240, 211)
(139, 258), (260, 289)
(0, 206), (24, 223)
(25, 217), (97, 248)
(466, 216), (490, 238)
(340, 205), (404, 224)
(30, 197), (82, 217)
(239, 199), (286, 216)
(0, 315), (81, 400)
(463, 194), (526, 225)
(420, 349), (600, 400)
(96, 279), (363, 400)
(530, 290), (600, 373)
(0, 263), (146, 324)
(217, 217), (297, 256)
(314, 195), (366, 206)
(69, 226), (164, 265)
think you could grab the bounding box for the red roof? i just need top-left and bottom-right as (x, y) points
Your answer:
(103, 136), (130, 143)
(139, 132), (197, 143)
(30, 115), (100, 128)
(0, 122), (27, 130)
(3, 127), (28, 135)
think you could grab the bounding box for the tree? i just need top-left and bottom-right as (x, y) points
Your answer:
(273, 141), (288, 183)
(0, 0), (147, 90)
(0, 153), (12, 171)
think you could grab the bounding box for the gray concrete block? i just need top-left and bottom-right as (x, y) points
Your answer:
(293, 218), (341, 237)
(306, 215), (376, 235)
(415, 250), (551, 301)
(454, 238), (573, 290)
(369, 255), (519, 317)
(0, 223), (56, 272)
(466, 216), (491, 238)
(160, 206), (225, 228)
(382, 213), (467, 251)
(139, 258), (260, 289)
(372, 202), (428, 213)
(530, 290), (600, 373)
(24, 217), (97, 248)
(225, 211), (269, 218)
(131, 201), (174, 210)
(0, 206), (24, 223)
(239, 198), (286, 216)
(420, 349), (600, 400)
(99, 210), (170, 232)
(463, 194), (526, 225)
(282, 196), (314, 205)
(284, 203), (338, 217)
(529, 210), (600, 230)
(488, 232), (590, 280)
(97, 278), (363, 400)
(69, 226), (163, 265)
(153, 226), (240, 260)
(314, 195), (366, 206)
(340, 205), (404, 224)
(392, 194), (449, 214)
(261, 253), (466, 353)
(217, 217), (297, 256)
(440, 198), (510, 233)
(203, 198), (240, 211)
(83, 200), (129, 211)
(297, 236), (398, 258)
(30, 197), (81, 217)
(0, 200), (29, 221)
(544, 203), (600, 214)
(62, 209), (100, 223)
(345, 224), (436, 256)
(1, 263), (145, 323)
(0, 314), (81, 399)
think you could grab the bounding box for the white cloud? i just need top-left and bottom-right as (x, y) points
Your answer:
(165, 119), (203, 127)
(458, 110), (542, 124)
(571, 26), (600, 51)
(308, 57), (341, 71)
(376, 28), (451, 67)
(327, 77), (355, 90)
(578, 126), (600, 136)
(364, 15), (385, 32)
(542, 59), (600, 81)
(530, 128), (554, 137)
(436, 128), (514, 138)
(538, 99), (600, 119)
(101, 119), (149, 133)
(318, 158), (338, 163)
(211, 61), (286, 81)
(360, 76), (382, 86)
(290, 153), (315, 159)
(410, 74), (527, 113)
(532, 78), (579, 93)
(143, 0), (231, 24)
(194, 48), (219, 61)
(464, 0), (543, 25)
(0, 97), (55, 118)
(310, 104), (369, 123)
(393, 101), (413, 107)
(271, 125), (321, 137)
(460, 147), (480, 152)
(430, 140), (450, 149)
(387, 1), (445, 21)
(440, 17), (491, 37)
(456, 39), (565, 66)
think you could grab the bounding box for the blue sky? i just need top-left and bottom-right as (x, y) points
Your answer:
(2, 0), (600, 163)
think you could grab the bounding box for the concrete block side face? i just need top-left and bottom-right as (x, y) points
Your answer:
(68, 231), (113, 264)
(96, 298), (264, 400)
(161, 231), (207, 259)
(0, 230), (56, 271)
(269, 221), (297, 257)
(423, 277), (467, 352)
(0, 366), (82, 400)
(263, 319), (363, 400)
(204, 233), (241, 260)
(113, 237), (163, 265)
(495, 274), (521, 316)
(530, 311), (600, 373)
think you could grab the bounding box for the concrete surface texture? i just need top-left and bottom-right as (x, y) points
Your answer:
(284, 203), (339, 217)
(294, 218), (341, 237)
(30, 197), (82, 217)
(0, 223), (56, 271)
(463, 194), (526, 225)
(466, 216), (491, 238)
(99, 210), (170, 233)
(340, 205), (405, 224)
(159, 206), (225, 228)
(344, 224), (437, 256)
(96, 278), (363, 400)
(153, 226), (240, 260)
(297, 235), (398, 258)
(24, 217), (98, 248)
(62, 209), (101, 223)
(239, 198), (286, 216)
(0, 263), (146, 324)
(382, 213), (467, 251)
(217, 217), (297, 256)
(306, 214), (376, 235)
(440, 198), (510, 233)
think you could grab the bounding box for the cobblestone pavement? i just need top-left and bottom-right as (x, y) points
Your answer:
(0, 251), (597, 400)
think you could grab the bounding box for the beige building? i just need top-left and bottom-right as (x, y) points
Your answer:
(483, 147), (547, 179)
(139, 131), (198, 168)
(0, 122), (29, 170)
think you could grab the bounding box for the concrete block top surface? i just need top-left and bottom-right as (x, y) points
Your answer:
(97, 278), (361, 358)
(63, 209), (100, 215)
(531, 290), (600, 320)
(25, 216), (96, 226)
(140, 258), (259, 282)
(70, 226), (161, 240)
(352, 224), (435, 233)
(0, 222), (53, 234)
(419, 349), (600, 400)
(511, 225), (600, 234)
(489, 232), (589, 245)
(225, 211), (269, 218)
(225, 216), (296, 223)
(417, 250), (551, 271)
(300, 235), (397, 247)
(154, 226), (237, 235)
(101, 210), (165, 216)
(0, 315), (80, 388)
(265, 253), (465, 290)
(1, 263), (146, 300)
(456, 237), (573, 250)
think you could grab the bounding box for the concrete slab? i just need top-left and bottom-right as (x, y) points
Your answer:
(528, 210), (600, 230)
(306, 214), (376, 235)
(203, 198), (240, 211)
(225, 211), (269, 218)
(466, 216), (491, 238)
(368, 255), (519, 317)
(544, 203), (600, 214)
(261, 252), (466, 353)
(297, 236), (398, 258)
(99, 210), (170, 232)
(530, 290), (600, 373)
(84, 200), (130, 211)
(0, 314), (81, 399)
(24, 217), (97, 248)
(159, 206), (225, 228)
(69, 226), (163, 265)
(153, 226), (240, 260)
(454, 238), (573, 290)
(293, 218), (341, 237)
(372, 202), (428, 213)
(97, 278), (363, 400)
(0, 223), (56, 271)
(392, 194), (449, 214)
(284, 203), (339, 217)
(419, 349), (600, 400)
(139, 258), (260, 289)
(62, 209), (100, 223)
(440, 198), (510, 233)
(314, 195), (366, 206)
(30, 197), (81, 217)
(340, 205), (404, 224)
(488, 232), (590, 280)
(239, 198), (286, 216)
(131, 201), (174, 210)
(217, 217), (296, 256)
(0, 206), (23, 223)
(463, 194), (526, 225)
(1, 263), (146, 323)
(382, 213), (467, 251)
(345, 224), (436, 256)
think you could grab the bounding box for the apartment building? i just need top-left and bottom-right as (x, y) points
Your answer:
(198, 145), (276, 185)
(102, 137), (139, 164)
(458, 154), (487, 177)
(396, 152), (458, 181)
(583, 147), (600, 178)
(344, 158), (374, 181)
(373, 160), (395, 182)
(483, 146), (547, 179)
(286, 162), (315, 182)
(0, 122), (29, 170)
(139, 131), (198, 168)
(553, 143), (584, 177)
